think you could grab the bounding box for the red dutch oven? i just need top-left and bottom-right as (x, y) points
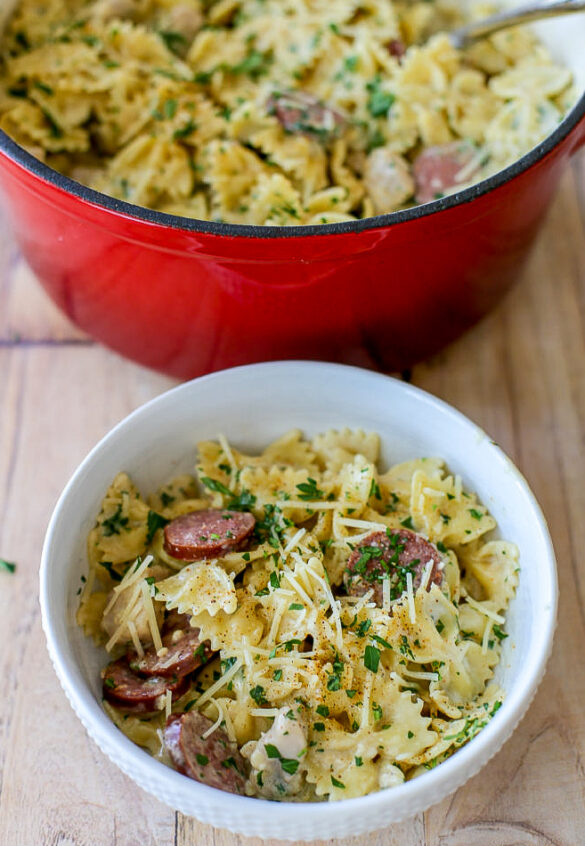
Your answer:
(0, 87), (584, 378)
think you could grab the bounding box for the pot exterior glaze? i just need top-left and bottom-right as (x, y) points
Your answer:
(0, 114), (584, 378)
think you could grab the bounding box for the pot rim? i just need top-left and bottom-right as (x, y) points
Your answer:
(0, 89), (584, 240)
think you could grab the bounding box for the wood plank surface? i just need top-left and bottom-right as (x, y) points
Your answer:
(0, 158), (584, 846)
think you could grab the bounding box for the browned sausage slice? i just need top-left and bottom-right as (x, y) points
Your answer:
(102, 658), (189, 712)
(386, 39), (406, 59)
(129, 627), (213, 678)
(344, 528), (443, 606)
(163, 509), (255, 561)
(267, 90), (346, 142)
(164, 711), (248, 794)
(413, 142), (482, 204)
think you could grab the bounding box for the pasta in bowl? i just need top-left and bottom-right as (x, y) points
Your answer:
(79, 429), (519, 801)
(40, 362), (557, 838)
(0, 0), (576, 225)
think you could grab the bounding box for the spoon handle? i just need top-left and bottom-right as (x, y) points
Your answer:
(449, 0), (585, 48)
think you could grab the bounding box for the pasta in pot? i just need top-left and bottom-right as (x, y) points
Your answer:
(77, 428), (519, 801)
(0, 0), (575, 224)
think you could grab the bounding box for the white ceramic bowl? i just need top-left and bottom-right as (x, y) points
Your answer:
(40, 361), (557, 840)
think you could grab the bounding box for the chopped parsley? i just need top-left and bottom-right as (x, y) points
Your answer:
(255, 503), (292, 547)
(101, 504), (129, 536)
(159, 30), (187, 54)
(146, 509), (170, 543)
(200, 476), (232, 496)
(399, 635), (415, 660)
(194, 643), (209, 664)
(364, 644), (380, 673)
(366, 76), (395, 118)
(98, 561), (121, 581)
(172, 119), (197, 140)
(227, 489), (257, 511)
(331, 776), (345, 789)
(355, 618), (372, 637)
(250, 684), (268, 705)
(326, 652), (344, 690)
(296, 478), (325, 501)
(264, 743), (300, 775)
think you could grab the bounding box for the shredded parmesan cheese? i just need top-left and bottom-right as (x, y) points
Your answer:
(250, 708), (281, 718)
(202, 699), (225, 739)
(196, 658), (243, 708)
(105, 582), (143, 652)
(275, 500), (343, 510)
(337, 517), (388, 531)
(111, 554), (152, 600)
(283, 528), (306, 556)
(127, 619), (144, 658)
(419, 560), (434, 592)
(406, 571), (416, 624)
(281, 566), (314, 606)
(360, 674), (373, 730)
(218, 433), (238, 490)
(482, 618), (494, 655)
(382, 577), (391, 612)
(307, 560), (343, 651)
(464, 595), (505, 624)
(140, 579), (163, 652)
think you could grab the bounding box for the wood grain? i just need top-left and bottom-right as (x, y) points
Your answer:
(0, 209), (88, 343)
(0, 158), (584, 846)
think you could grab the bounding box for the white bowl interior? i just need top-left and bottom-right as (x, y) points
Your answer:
(40, 362), (557, 840)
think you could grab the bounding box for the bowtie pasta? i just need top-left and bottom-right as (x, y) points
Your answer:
(0, 0), (574, 225)
(77, 428), (519, 801)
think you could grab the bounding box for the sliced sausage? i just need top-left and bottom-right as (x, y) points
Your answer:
(344, 529), (443, 606)
(164, 711), (248, 794)
(267, 90), (346, 143)
(413, 142), (482, 204)
(163, 508), (255, 561)
(363, 148), (415, 214)
(102, 658), (189, 713)
(129, 627), (213, 678)
(386, 39), (406, 59)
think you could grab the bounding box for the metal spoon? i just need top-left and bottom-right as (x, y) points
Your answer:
(449, 0), (585, 49)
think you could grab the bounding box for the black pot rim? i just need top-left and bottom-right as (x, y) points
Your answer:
(0, 87), (583, 240)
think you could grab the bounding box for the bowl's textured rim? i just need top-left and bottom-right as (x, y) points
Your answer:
(0, 84), (583, 240)
(39, 362), (558, 837)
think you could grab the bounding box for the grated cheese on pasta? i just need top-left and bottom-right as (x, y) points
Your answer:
(78, 427), (519, 802)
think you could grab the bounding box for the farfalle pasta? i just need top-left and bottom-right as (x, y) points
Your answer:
(77, 428), (518, 800)
(0, 0), (575, 225)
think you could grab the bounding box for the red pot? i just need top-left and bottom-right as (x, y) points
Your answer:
(0, 96), (584, 378)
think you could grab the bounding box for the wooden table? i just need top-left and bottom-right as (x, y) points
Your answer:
(1, 159), (585, 846)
